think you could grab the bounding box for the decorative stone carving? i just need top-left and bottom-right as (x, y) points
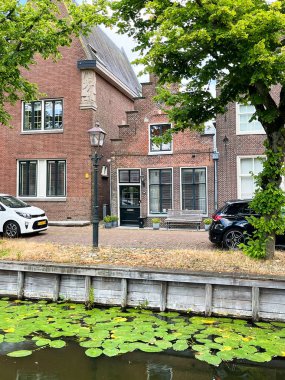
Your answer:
(80, 70), (97, 110)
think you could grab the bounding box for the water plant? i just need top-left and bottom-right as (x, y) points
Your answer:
(0, 298), (284, 367)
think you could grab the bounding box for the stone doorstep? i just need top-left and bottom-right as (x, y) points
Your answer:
(48, 221), (90, 227)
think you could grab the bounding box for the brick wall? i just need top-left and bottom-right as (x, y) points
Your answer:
(110, 79), (215, 227)
(0, 36), (134, 222)
(216, 102), (266, 208)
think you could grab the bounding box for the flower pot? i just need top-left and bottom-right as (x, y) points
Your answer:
(204, 224), (210, 231)
(104, 222), (112, 229)
(152, 223), (160, 230)
(112, 221), (118, 228)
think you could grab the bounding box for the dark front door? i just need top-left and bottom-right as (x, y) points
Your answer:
(120, 186), (140, 226)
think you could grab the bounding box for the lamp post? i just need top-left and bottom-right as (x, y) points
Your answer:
(88, 122), (106, 248)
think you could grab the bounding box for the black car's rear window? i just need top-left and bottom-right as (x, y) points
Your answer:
(222, 202), (251, 215)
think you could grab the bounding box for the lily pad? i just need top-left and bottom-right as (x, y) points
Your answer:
(7, 350), (33, 357)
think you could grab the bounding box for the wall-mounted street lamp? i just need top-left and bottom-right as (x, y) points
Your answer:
(88, 122), (106, 248)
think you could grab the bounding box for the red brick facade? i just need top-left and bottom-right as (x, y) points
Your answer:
(216, 102), (266, 208)
(110, 77), (215, 227)
(0, 33), (136, 222)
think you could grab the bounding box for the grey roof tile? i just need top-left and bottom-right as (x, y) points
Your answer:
(81, 26), (141, 96)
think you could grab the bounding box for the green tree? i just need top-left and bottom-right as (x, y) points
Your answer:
(113, 0), (285, 259)
(0, 0), (109, 125)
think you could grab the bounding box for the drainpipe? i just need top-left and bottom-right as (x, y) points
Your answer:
(212, 121), (219, 211)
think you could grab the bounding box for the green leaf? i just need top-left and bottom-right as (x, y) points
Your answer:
(49, 340), (66, 348)
(7, 350), (33, 357)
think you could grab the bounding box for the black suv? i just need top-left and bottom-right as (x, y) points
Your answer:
(209, 199), (285, 249)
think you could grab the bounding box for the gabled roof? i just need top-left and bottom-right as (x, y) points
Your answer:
(81, 27), (141, 98)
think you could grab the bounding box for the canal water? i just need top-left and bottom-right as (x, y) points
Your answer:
(0, 299), (285, 379)
(0, 342), (284, 380)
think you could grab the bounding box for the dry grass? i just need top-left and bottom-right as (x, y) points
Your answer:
(0, 239), (284, 277)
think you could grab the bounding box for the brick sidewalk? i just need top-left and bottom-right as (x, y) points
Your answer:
(25, 225), (213, 250)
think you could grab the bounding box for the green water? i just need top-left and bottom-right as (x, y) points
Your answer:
(0, 299), (285, 379)
(0, 343), (285, 379)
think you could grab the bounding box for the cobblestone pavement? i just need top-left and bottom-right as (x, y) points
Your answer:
(25, 225), (214, 250)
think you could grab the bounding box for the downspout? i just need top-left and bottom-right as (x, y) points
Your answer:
(212, 121), (219, 211)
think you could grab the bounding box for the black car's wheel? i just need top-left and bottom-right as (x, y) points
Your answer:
(4, 221), (20, 238)
(222, 228), (244, 249)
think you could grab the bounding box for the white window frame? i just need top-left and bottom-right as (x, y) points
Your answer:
(17, 159), (67, 201)
(147, 167), (173, 216)
(148, 123), (173, 155)
(236, 103), (265, 135)
(237, 156), (265, 199)
(180, 166), (208, 216)
(21, 99), (64, 134)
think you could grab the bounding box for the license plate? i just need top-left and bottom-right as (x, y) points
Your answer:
(38, 220), (47, 226)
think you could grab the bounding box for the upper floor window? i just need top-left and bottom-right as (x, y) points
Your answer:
(23, 99), (63, 132)
(149, 124), (172, 153)
(237, 104), (265, 135)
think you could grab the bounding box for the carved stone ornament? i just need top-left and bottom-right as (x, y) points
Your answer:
(80, 70), (97, 110)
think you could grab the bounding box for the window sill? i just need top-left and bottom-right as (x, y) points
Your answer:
(148, 151), (173, 156)
(236, 131), (266, 136)
(21, 129), (63, 135)
(19, 197), (67, 202)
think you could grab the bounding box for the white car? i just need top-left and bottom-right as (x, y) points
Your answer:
(0, 194), (48, 238)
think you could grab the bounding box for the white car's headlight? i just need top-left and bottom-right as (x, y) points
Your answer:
(16, 211), (32, 219)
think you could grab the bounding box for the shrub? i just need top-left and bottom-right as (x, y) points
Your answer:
(103, 215), (112, 223)
(151, 218), (161, 224)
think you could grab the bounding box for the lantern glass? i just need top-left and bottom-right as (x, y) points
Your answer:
(88, 124), (106, 147)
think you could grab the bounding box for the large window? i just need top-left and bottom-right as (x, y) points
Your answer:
(23, 99), (63, 131)
(19, 161), (37, 197)
(47, 160), (66, 196)
(181, 168), (207, 213)
(18, 160), (66, 198)
(237, 104), (264, 134)
(149, 169), (172, 213)
(238, 157), (264, 199)
(149, 124), (172, 153)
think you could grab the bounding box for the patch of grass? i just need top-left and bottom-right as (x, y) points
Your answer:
(0, 238), (284, 277)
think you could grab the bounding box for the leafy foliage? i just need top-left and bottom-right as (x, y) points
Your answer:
(240, 143), (285, 258)
(0, 0), (109, 125)
(0, 298), (285, 367)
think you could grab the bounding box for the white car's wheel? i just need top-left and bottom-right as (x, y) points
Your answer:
(4, 221), (20, 238)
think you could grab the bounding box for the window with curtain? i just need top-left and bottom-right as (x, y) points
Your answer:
(181, 168), (206, 213)
(238, 157), (264, 199)
(238, 104), (264, 134)
(149, 169), (172, 213)
(18, 161), (37, 196)
(47, 160), (66, 196)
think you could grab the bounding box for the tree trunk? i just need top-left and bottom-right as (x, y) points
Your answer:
(262, 127), (285, 260)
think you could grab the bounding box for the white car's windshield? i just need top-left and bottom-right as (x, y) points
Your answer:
(0, 196), (30, 209)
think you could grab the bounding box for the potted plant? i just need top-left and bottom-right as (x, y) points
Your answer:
(203, 218), (212, 231)
(151, 217), (161, 230)
(110, 215), (119, 227)
(103, 215), (112, 229)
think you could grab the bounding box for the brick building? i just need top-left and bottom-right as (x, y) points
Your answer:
(110, 76), (216, 227)
(216, 102), (267, 207)
(0, 26), (140, 223)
